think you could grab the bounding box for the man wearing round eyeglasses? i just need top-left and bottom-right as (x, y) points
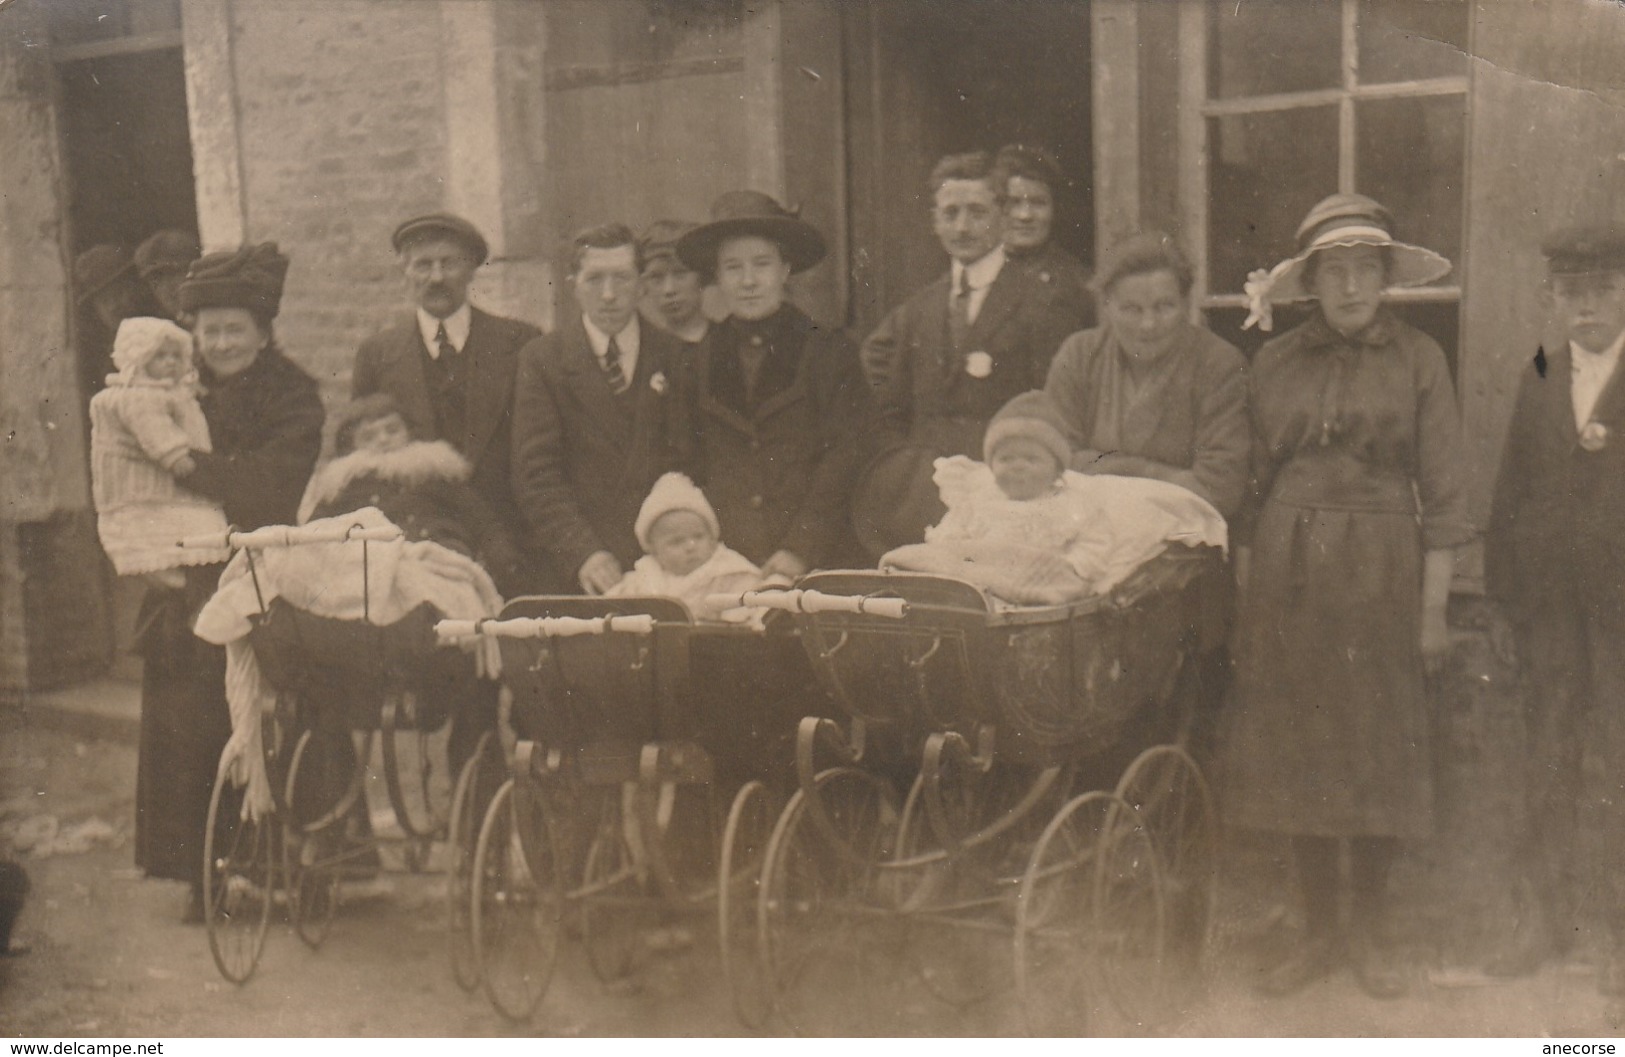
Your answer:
(352, 213), (540, 594)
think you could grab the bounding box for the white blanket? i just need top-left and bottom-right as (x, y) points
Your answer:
(193, 507), (504, 818)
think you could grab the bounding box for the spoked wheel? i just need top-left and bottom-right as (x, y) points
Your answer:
(203, 765), (276, 984)
(893, 771), (1011, 1009)
(580, 789), (656, 984)
(447, 730), (503, 990)
(1114, 744), (1218, 1017)
(381, 691), (455, 853)
(758, 767), (906, 1035)
(281, 731), (347, 949)
(719, 780), (778, 1028)
(471, 777), (563, 1022)
(1015, 790), (1166, 1036)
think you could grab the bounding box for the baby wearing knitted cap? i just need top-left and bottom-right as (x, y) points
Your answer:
(89, 317), (231, 585)
(607, 472), (783, 620)
(884, 391), (1227, 605)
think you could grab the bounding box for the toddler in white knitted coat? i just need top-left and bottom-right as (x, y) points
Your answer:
(90, 317), (231, 584)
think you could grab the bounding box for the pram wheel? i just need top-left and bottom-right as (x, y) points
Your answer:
(581, 791), (655, 984)
(1015, 790), (1166, 1036)
(380, 691), (454, 845)
(1113, 744), (1217, 1014)
(718, 780), (777, 1029)
(759, 767), (905, 1035)
(447, 730), (502, 991)
(893, 771), (1009, 1009)
(472, 778), (562, 1022)
(203, 765), (275, 985)
(283, 730), (343, 950)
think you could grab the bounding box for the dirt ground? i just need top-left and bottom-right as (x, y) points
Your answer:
(2, 704), (1621, 1038)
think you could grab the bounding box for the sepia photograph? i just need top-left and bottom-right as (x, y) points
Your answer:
(1, 0), (1623, 1039)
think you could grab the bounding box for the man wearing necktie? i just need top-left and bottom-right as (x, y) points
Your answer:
(511, 223), (686, 594)
(854, 151), (1087, 553)
(351, 213), (540, 595)
(1487, 226), (1625, 998)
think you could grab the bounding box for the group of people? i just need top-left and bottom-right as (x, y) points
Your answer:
(76, 139), (1625, 1012)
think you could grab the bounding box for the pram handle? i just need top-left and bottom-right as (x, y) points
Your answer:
(705, 588), (908, 620)
(177, 523), (404, 550)
(434, 614), (658, 643)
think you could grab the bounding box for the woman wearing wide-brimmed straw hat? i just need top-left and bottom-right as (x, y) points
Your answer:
(672, 190), (874, 578)
(1221, 194), (1474, 999)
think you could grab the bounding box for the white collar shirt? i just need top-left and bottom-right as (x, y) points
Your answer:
(1570, 327), (1625, 428)
(583, 314), (640, 386)
(417, 302), (472, 359)
(950, 245), (1006, 326)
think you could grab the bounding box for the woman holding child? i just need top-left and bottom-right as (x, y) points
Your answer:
(131, 243), (324, 920)
(671, 191), (874, 577)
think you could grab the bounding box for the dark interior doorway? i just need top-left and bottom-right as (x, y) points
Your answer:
(844, 0), (1093, 334)
(59, 48), (197, 259)
(56, 43), (199, 680)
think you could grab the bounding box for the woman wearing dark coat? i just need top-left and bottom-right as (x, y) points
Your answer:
(133, 242), (323, 920)
(671, 191), (873, 576)
(1222, 195), (1472, 998)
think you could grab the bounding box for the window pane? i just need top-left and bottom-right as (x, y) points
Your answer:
(1355, 94), (1466, 271)
(1209, 0), (1342, 99)
(1206, 299), (1461, 382)
(1208, 107), (1340, 294)
(1357, 0), (1468, 84)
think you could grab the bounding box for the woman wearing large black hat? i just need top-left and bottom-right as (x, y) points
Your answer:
(671, 191), (874, 578)
(132, 242), (324, 921)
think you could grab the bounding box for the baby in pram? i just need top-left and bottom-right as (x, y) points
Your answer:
(607, 472), (786, 621)
(882, 390), (1227, 605)
(298, 393), (525, 596)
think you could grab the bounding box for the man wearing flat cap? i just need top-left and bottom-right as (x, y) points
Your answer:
(1487, 224), (1625, 992)
(351, 213), (540, 595)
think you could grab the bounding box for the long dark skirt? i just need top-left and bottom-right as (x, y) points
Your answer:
(133, 569), (231, 886)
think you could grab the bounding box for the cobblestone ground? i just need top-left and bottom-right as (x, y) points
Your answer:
(2, 704), (1621, 1038)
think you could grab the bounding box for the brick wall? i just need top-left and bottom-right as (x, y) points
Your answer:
(225, 0), (454, 415)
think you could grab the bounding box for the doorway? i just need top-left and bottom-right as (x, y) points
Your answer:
(844, 0), (1093, 334)
(56, 42), (199, 681)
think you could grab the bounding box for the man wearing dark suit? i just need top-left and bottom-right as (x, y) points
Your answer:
(352, 213), (540, 594)
(511, 223), (685, 594)
(352, 213), (539, 775)
(855, 151), (1088, 550)
(1487, 226), (1625, 993)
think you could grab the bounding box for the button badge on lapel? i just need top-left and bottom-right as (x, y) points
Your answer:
(965, 351), (993, 379)
(1580, 421), (1610, 452)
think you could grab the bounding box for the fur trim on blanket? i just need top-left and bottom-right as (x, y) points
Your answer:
(297, 440), (471, 525)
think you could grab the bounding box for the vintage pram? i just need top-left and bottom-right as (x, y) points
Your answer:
(435, 593), (844, 1025)
(723, 546), (1223, 1035)
(186, 521), (499, 986)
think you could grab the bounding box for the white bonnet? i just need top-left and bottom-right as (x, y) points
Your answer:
(634, 472), (720, 551)
(112, 316), (193, 377)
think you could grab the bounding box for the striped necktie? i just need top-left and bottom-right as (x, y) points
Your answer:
(603, 335), (629, 393)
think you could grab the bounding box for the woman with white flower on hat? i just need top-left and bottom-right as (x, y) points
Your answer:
(1222, 194), (1473, 999)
